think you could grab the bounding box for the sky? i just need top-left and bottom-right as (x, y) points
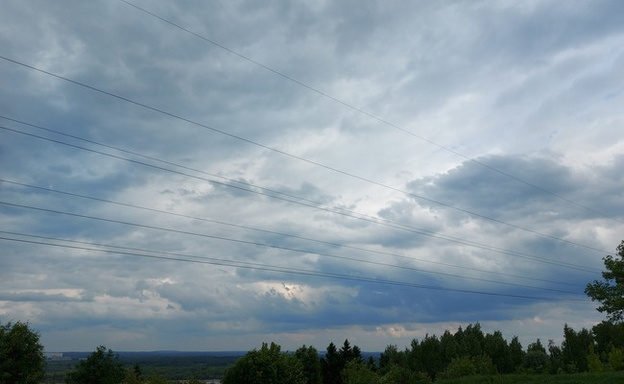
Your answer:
(1, 0), (624, 353)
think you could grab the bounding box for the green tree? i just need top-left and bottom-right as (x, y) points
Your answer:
(585, 240), (624, 323)
(65, 346), (126, 384)
(608, 347), (624, 370)
(295, 345), (322, 384)
(593, 320), (624, 358)
(524, 339), (548, 374)
(378, 345), (406, 376)
(124, 363), (143, 384)
(458, 323), (485, 357)
(0, 321), (45, 384)
(380, 364), (430, 384)
(439, 330), (459, 368)
(222, 342), (305, 384)
(405, 339), (423, 374)
(472, 354), (496, 375)
(587, 344), (605, 373)
(321, 340), (363, 384)
(321, 342), (342, 384)
(523, 350), (548, 374)
(483, 331), (510, 373)
(419, 334), (442, 379)
(340, 360), (378, 384)
(527, 339), (546, 354)
(439, 356), (476, 379)
(144, 373), (168, 384)
(339, 339), (362, 365)
(508, 336), (524, 372)
(561, 324), (593, 373)
(547, 339), (563, 374)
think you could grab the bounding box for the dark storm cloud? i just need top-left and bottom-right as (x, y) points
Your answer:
(407, 153), (624, 223)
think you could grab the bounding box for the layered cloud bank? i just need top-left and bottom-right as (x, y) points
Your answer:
(1, 0), (623, 351)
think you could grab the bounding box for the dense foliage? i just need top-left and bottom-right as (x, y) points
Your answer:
(586, 240), (624, 323)
(0, 321), (45, 384)
(220, 322), (624, 383)
(221, 342), (306, 384)
(217, 327), (619, 383)
(65, 346), (126, 384)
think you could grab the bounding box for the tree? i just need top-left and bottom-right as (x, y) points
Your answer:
(294, 345), (322, 384)
(381, 364), (430, 384)
(457, 323), (484, 357)
(439, 356), (476, 379)
(340, 360), (378, 384)
(593, 320), (624, 358)
(321, 342), (342, 384)
(439, 330), (459, 368)
(585, 240), (624, 323)
(547, 339), (563, 374)
(321, 340), (362, 384)
(524, 339), (548, 374)
(561, 324), (593, 373)
(65, 346), (126, 384)
(222, 342), (305, 384)
(0, 321), (45, 384)
(124, 363), (143, 384)
(419, 334), (443, 379)
(508, 336), (525, 372)
(378, 344), (406, 376)
(339, 339), (362, 365)
(523, 350), (548, 374)
(483, 330), (511, 373)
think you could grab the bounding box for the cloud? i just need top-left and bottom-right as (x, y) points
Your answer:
(1, 0), (623, 352)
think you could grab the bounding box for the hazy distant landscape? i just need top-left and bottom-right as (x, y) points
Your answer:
(43, 351), (238, 382)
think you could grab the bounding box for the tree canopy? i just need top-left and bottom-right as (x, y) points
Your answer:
(0, 321), (45, 384)
(585, 240), (624, 323)
(65, 345), (126, 384)
(222, 342), (306, 384)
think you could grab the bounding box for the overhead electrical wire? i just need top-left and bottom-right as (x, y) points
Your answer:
(1, 115), (610, 259)
(0, 232), (587, 300)
(119, 0), (621, 226)
(0, 200), (597, 285)
(0, 122), (605, 273)
(0, 178), (591, 286)
(0, 4), (609, 329)
(0, 57), (611, 257)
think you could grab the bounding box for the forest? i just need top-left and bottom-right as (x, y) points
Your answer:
(37, 320), (624, 383)
(218, 321), (624, 384)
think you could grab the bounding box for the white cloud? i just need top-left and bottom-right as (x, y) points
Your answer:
(1, 0), (623, 352)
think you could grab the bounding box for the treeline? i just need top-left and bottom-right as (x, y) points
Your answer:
(223, 321), (624, 384)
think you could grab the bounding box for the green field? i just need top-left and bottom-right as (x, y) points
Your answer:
(437, 371), (624, 384)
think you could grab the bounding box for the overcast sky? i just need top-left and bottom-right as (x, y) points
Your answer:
(1, 0), (624, 353)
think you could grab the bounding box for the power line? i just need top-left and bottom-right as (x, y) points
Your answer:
(119, 0), (622, 226)
(0, 178), (588, 287)
(0, 57), (610, 255)
(0, 122), (604, 273)
(0, 232), (588, 301)
(0, 201), (595, 289)
(0, 116), (610, 259)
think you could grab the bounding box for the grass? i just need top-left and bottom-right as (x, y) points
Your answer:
(437, 371), (624, 384)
